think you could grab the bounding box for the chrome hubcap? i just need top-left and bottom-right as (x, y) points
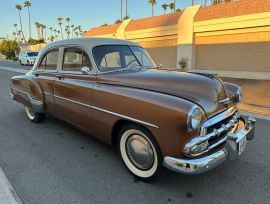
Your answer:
(126, 135), (154, 170)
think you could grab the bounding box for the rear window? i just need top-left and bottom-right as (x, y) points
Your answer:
(27, 52), (38, 57)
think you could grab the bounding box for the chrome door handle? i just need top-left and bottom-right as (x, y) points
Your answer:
(55, 74), (63, 80)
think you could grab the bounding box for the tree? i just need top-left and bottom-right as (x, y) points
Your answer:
(65, 26), (71, 38)
(35, 22), (41, 39)
(148, 0), (157, 17)
(120, 0), (123, 21)
(162, 4), (168, 15)
(57, 17), (64, 40)
(174, 0), (176, 12)
(169, 3), (175, 13)
(65, 18), (71, 38)
(212, 0), (222, 4)
(71, 25), (75, 38)
(123, 15), (130, 20)
(126, 0), (128, 20)
(13, 24), (18, 41)
(0, 40), (18, 59)
(115, 19), (122, 24)
(24, 1), (32, 40)
(192, 0), (195, 6)
(15, 4), (26, 43)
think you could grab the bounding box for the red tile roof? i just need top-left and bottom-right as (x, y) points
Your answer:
(84, 23), (121, 37)
(126, 12), (182, 32)
(195, 0), (270, 21)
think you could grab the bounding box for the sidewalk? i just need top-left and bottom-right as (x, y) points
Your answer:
(0, 167), (22, 204)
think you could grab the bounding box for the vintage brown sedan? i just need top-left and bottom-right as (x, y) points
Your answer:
(10, 38), (256, 182)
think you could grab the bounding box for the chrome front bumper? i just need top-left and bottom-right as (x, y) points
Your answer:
(163, 116), (256, 175)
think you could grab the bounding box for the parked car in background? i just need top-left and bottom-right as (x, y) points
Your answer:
(10, 38), (256, 182)
(19, 51), (39, 65)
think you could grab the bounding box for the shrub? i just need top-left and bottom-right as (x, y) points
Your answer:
(179, 58), (188, 70)
(28, 38), (45, 45)
(0, 40), (18, 59)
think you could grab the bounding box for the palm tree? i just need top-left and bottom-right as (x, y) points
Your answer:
(148, 0), (157, 17)
(192, 0), (195, 5)
(169, 3), (175, 13)
(126, 0), (128, 19)
(15, 4), (26, 43)
(43, 25), (47, 41)
(120, 0), (123, 21)
(77, 26), (82, 37)
(57, 17), (64, 40)
(162, 4), (168, 15)
(71, 25), (75, 38)
(174, 0), (176, 12)
(48, 35), (54, 43)
(49, 27), (53, 37)
(13, 24), (18, 40)
(65, 26), (71, 38)
(24, 1), (32, 40)
(35, 22), (40, 39)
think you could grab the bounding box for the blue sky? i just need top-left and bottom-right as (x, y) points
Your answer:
(0, 0), (207, 39)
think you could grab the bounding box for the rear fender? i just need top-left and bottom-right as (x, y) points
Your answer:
(10, 74), (45, 112)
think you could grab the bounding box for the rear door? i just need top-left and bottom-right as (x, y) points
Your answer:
(53, 46), (96, 132)
(33, 48), (60, 115)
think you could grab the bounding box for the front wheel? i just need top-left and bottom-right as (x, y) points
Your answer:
(118, 124), (164, 182)
(25, 106), (45, 123)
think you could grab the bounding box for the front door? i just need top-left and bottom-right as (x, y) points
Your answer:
(53, 47), (96, 132)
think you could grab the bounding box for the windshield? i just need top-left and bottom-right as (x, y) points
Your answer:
(27, 52), (38, 57)
(92, 45), (156, 72)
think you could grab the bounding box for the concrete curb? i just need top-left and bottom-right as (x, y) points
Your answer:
(0, 167), (22, 204)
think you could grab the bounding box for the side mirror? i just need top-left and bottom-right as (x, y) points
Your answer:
(81, 66), (91, 75)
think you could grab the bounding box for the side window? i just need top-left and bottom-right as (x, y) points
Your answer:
(38, 49), (59, 70)
(63, 48), (92, 72)
(46, 50), (59, 70)
(39, 55), (46, 70)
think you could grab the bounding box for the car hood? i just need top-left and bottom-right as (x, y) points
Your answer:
(98, 68), (230, 118)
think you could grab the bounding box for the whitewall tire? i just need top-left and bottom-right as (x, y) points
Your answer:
(118, 124), (163, 182)
(25, 106), (45, 123)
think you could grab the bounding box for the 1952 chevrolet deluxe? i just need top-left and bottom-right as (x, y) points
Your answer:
(10, 38), (256, 182)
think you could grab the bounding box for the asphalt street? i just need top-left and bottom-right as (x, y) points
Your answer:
(0, 64), (270, 203)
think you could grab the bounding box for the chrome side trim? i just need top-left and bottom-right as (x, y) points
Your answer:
(55, 95), (92, 108)
(44, 92), (54, 97)
(54, 95), (159, 128)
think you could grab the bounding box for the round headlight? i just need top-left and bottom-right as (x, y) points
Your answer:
(235, 88), (243, 103)
(187, 106), (202, 132)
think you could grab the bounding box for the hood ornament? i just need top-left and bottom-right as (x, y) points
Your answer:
(219, 98), (230, 105)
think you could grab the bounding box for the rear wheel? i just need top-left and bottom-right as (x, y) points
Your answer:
(118, 124), (163, 182)
(25, 106), (45, 123)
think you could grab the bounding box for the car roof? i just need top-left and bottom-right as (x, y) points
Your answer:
(44, 37), (141, 51)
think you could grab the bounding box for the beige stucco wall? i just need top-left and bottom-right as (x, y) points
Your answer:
(196, 42), (270, 71)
